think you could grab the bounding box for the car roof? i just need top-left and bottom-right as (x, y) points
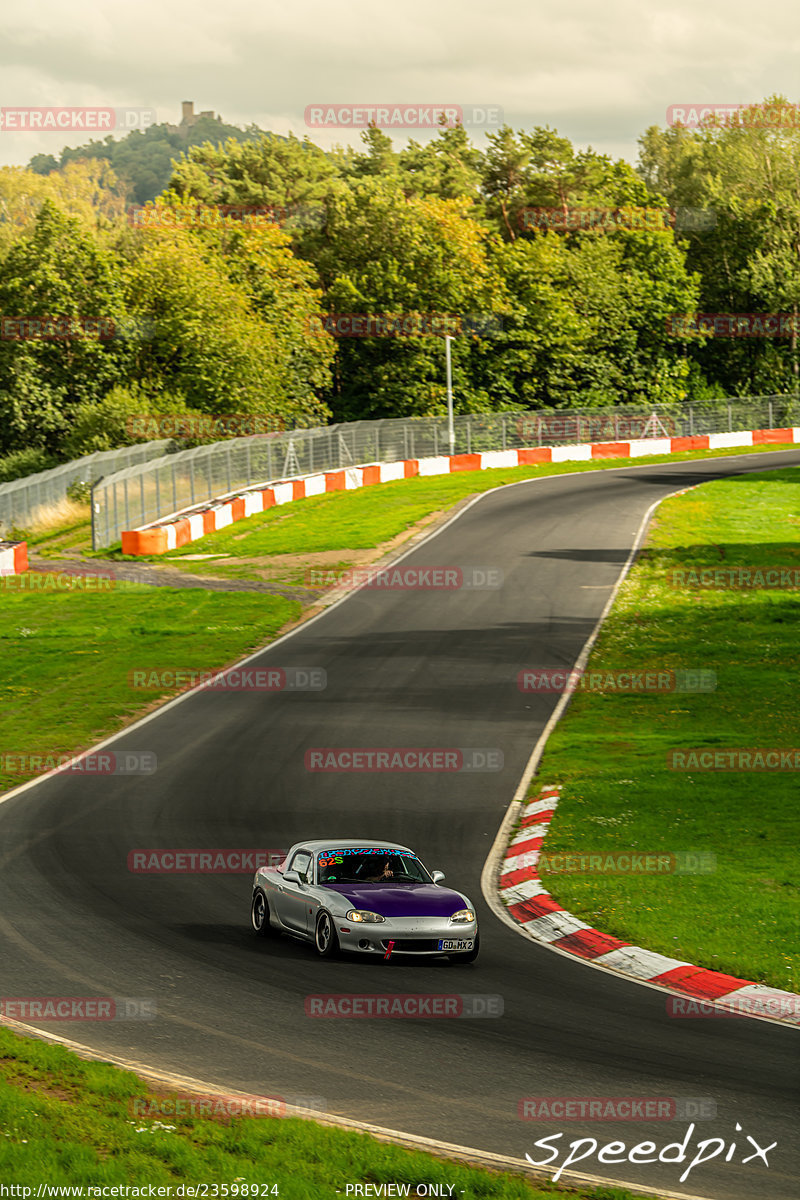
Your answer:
(289, 839), (415, 855)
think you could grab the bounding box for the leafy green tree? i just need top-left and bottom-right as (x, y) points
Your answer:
(170, 133), (338, 221)
(0, 160), (126, 258)
(399, 124), (482, 200)
(124, 201), (333, 426)
(0, 201), (132, 454)
(637, 97), (800, 395)
(345, 126), (400, 180)
(308, 180), (510, 419)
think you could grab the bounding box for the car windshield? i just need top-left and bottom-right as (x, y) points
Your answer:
(317, 848), (431, 885)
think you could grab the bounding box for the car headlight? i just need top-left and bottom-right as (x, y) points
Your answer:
(345, 909), (385, 923)
(450, 908), (475, 923)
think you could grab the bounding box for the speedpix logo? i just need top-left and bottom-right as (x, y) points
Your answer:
(526, 1121), (777, 1185)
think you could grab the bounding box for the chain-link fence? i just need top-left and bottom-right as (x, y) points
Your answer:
(0, 441), (174, 538)
(91, 395), (798, 549)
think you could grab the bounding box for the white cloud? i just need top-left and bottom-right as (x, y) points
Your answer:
(0, 0), (797, 167)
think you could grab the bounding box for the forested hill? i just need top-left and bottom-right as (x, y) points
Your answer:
(28, 110), (271, 205)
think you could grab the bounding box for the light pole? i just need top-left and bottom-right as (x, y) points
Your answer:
(445, 334), (454, 454)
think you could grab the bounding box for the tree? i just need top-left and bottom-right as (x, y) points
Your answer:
(637, 97), (800, 396)
(123, 199), (333, 425)
(0, 201), (132, 454)
(308, 180), (510, 419)
(399, 123), (482, 201)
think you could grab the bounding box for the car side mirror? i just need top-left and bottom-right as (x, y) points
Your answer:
(283, 870), (302, 884)
(431, 870), (445, 883)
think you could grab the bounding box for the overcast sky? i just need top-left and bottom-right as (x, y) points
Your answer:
(1, 0), (798, 170)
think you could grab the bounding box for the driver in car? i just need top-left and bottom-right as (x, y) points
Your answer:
(364, 857), (397, 881)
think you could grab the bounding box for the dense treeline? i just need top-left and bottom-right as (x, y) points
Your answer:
(0, 97), (797, 470)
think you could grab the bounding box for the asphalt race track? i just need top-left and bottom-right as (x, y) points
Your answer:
(1, 451), (798, 1199)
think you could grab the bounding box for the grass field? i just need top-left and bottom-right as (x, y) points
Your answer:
(0, 584), (299, 793)
(0, 1027), (658, 1199)
(529, 467), (800, 992)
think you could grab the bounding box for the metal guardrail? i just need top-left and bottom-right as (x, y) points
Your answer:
(90, 396), (797, 549)
(0, 441), (174, 538)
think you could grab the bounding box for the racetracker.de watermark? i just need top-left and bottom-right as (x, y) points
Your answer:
(305, 104), (502, 129)
(518, 1096), (716, 1121)
(667, 996), (800, 1019)
(519, 206), (717, 233)
(668, 566), (800, 590)
(668, 748), (800, 771)
(0, 996), (156, 1021)
(517, 667), (716, 693)
(0, 107), (156, 132)
(130, 1093), (287, 1119)
(667, 313), (800, 337)
(305, 566), (503, 591)
(0, 569), (117, 591)
(127, 202), (324, 230)
(0, 751), (156, 776)
(667, 101), (800, 128)
(127, 849), (286, 873)
(126, 414), (285, 439)
(128, 667), (326, 692)
(1, 315), (155, 342)
(2, 316), (116, 340)
(304, 748), (503, 772)
(305, 994), (502, 1018)
(306, 312), (503, 337)
(536, 851), (716, 875)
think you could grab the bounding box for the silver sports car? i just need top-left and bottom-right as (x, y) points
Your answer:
(250, 839), (479, 961)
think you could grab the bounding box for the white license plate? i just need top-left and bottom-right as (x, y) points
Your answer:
(438, 938), (474, 951)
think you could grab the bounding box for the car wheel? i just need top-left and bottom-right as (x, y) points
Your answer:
(449, 932), (479, 963)
(314, 910), (340, 958)
(251, 888), (273, 937)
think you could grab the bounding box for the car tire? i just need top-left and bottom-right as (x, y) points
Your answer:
(314, 910), (340, 958)
(449, 932), (479, 963)
(251, 888), (273, 937)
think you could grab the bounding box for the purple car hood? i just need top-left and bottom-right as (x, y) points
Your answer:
(324, 883), (465, 919)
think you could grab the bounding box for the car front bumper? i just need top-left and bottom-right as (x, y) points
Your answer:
(333, 915), (478, 955)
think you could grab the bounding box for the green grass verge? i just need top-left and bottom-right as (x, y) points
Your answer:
(0, 1027), (656, 1198)
(528, 467), (800, 992)
(0, 585), (299, 793)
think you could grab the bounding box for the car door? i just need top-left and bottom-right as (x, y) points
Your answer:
(275, 850), (314, 934)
